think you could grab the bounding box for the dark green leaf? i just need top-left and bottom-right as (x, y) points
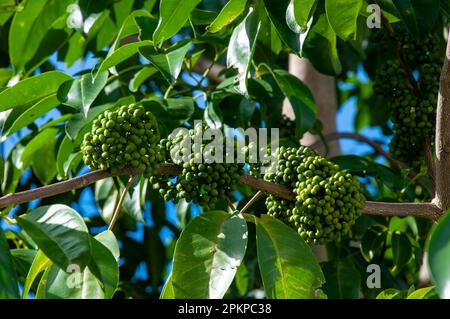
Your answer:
(321, 258), (360, 298)
(16, 205), (91, 270)
(0, 230), (20, 298)
(391, 231), (412, 273)
(256, 214), (325, 298)
(153, 0), (201, 44)
(360, 225), (386, 262)
(392, 0), (440, 37)
(172, 211), (248, 299)
(31, 135), (57, 184)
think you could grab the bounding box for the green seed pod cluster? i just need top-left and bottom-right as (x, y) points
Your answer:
(280, 115), (296, 139)
(264, 146), (365, 244)
(81, 104), (163, 178)
(151, 122), (244, 209)
(373, 35), (442, 164)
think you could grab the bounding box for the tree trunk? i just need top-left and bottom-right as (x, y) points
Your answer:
(283, 54), (340, 262)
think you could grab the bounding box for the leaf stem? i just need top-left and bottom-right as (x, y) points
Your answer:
(108, 175), (136, 231)
(240, 191), (263, 215)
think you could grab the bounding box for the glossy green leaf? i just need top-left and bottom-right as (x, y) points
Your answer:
(207, 0), (247, 33)
(360, 225), (386, 262)
(10, 249), (37, 281)
(57, 71), (109, 116)
(407, 286), (435, 299)
(0, 71), (72, 112)
(171, 211), (248, 299)
(270, 68), (316, 135)
(4, 94), (60, 137)
(427, 212), (450, 298)
(153, 0), (201, 44)
(8, 0), (73, 70)
(391, 231), (412, 272)
(376, 288), (407, 299)
(95, 178), (119, 224)
(45, 232), (119, 299)
(227, 6), (261, 94)
(22, 250), (51, 298)
(97, 40), (153, 76)
(293, 0), (317, 29)
(129, 66), (158, 92)
(16, 205), (91, 270)
(392, 0), (440, 37)
(0, 230), (20, 298)
(56, 136), (75, 178)
(31, 135), (57, 185)
(325, 0), (362, 40)
(256, 214), (325, 298)
(20, 128), (59, 168)
(160, 273), (174, 299)
(321, 258), (360, 299)
(0, 68), (13, 86)
(140, 41), (191, 83)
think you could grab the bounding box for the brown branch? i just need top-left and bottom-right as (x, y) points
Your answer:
(434, 29), (450, 210)
(309, 132), (406, 169)
(0, 164), (442, 220)
(423, 140), (435, 196)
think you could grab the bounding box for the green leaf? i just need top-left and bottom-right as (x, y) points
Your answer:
(235, 263), (249, 296)
(264, 0), (301, 52)
(427, 212), (450, 299)
(0, 71), (72, 112)
(293, 0), (317, 29)
(56, 136), (75, 178)
(20, 128), (59, 168)
(227, 6), (261, 94)
(16, 205), (91, 270)
(360, 225), (386, 262)
(325, 0), (362, 40)
(376, 288), (407, 299)
(392, 0), (440, 37)
(321, 258), (360, 299)
(129, 66), (158, 92)
(302, 8), (341, 75)
(45, 232), (119, 299)
(407, 286), (435, 299)
(0, 230), (20, 298)
(207, 0), (248, 33)
(139, 41), (191, 83)
(22, 250), (51, 298)
(160, 273), (174, 299)
(8, 0), (73, 70)
(391, 231), (412, 273)
(3, 94), (60, 137)
(31, 135), (57, 185)
(255, 214), (325, 298)
(57, 71), (109, 116)
(153, 0), (201, 44)
(95, 178), (119, 224)
(171, 211), (248, 299)
(0, 68), (13, 86)
(270, 68), (316, 135)
(97, 40), (153, 76)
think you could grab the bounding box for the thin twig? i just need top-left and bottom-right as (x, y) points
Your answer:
(225, 196), (236, 211)
(108, 175), (136, 231)
(240, 191), (263, 215)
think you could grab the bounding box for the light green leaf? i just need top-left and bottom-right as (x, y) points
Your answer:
(140, 41), (191, 83)
(20, 128), (59, 168)
(56, 136), (75, 178)
(293, 0), (317, 29)
(57, 71), (109, 116)
(8, 0), (73, 70)
(0, 230), (20, 298)
(270, 68), (316, 135)
(0, 71), (72, 112)
(227, 6), (261, 94)
(97, 40), (153, 76)
(16, 205), (91, 270)
(256, 214), (325, 298)
(325, 0), (362, 40)
(207, 0), (247, 33)
(22, 250), (51, 298)
(172, 211), (248, 299)
(129, 66), (158, 92)
(427, 212), (450, 299)
(153, 0), (201, 44)
(407, 286), (435, 299)
(376, 288), (407, 299)
(160, 273), (174, 299)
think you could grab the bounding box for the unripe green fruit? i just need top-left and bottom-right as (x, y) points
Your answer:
(81, 104), (163, 178)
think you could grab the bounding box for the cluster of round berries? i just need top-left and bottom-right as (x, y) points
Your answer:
(81, 104), (163, 178)
(264, 146), (365, 244)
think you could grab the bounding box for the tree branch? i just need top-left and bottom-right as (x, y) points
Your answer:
(434, 29), (450, 210)
(309, 132), (407, 169)
(0, 163), (442, 220)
